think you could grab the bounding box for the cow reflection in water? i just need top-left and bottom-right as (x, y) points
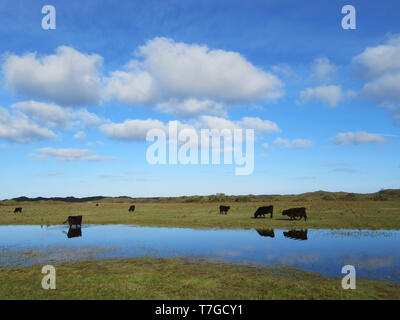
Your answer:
(283, 229), (308, 240)
(66, 226), (82, 238)
(62, 225), (82, 238)
(255, 229), (275, 238)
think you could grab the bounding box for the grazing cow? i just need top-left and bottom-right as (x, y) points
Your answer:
(219, 205), (230, 215)
(282, 207), (307, 221)
(67, 226), (82, 238)
(283, 229), (308, 240)
(129, 205), (135, 212)
(63, 215), (82, 227)
(254, 206), (273, 219)
(96, 204), (99, 207)
(256, 229), (275, 238)
(14, 207), (22, 213)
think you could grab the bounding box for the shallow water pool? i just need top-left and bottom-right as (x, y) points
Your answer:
(0, 225), (399, 283)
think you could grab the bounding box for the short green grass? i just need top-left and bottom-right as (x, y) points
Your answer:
(0, 258), (398, 300)
(0, 199), (399, 229)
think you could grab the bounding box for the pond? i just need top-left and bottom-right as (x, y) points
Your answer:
(0, 225), (399, 283)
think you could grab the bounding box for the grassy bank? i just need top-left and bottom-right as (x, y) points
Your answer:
(0, 199), (399, 229)
(0, 257), (398, 299)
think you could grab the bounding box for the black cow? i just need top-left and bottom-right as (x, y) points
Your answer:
(256, 229), (275, 238)
(129, 205), (135, 212)
(219, 205), (230, 214)
(63, 215), (82, 227)
(96, 203), (99, 207)
(282, 207), (307, 221)
(283, 229), (308, 240)
(254, 206), (273, 219)
(14, 207), (22, 213)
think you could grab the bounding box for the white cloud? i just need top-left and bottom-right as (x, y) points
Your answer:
(299, 85), (343, 107)
(11, 101), (102, 129)
(12, 100), (71, 128)
(0, 107), (56, 143)
(71, 109), (102, 128)
(73, 131), (86, 140)
(33, 147), (115, 162)
(197, 116), (280, 134)
(353, 35), (400, 122)
(197, 116), (241, 131)
(140, 38), (284, 102)
(353, 36), (400, 78)
(3, 46), (103, 106)
(101, 119), (168, 141)
(156, 98), (227, 118)
(271, 63), (293, 78)
(292, 139), (314, 149)
(333, 131), (386, 145)
(273, 138), (291, 148)
(101, 115), (279, 142)
(273, 137), (313, 149)
(106, 37), (284, 109)
(105, 67), (158, 105)
(238, 117), (281, 133)
(312, 58), (337, 82)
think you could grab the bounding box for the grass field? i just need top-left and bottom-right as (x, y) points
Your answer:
(1, 198), (400, 229)
(1, 192), (399, 300)
(0, 257), (399, 300)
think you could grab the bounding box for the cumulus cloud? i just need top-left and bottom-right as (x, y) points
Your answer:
(73, 131), (86, 140)
(156, 98), (227, 118)
(239, 117), (281, 133)
(273, 137), (313, 149)
(353, 35), (400, 123)
(12, 100), (70, 128)
(298, 85), (343, 107)
(3, 46), (103, 106)
(353, 36), (400, 78)
(292, 139), (314, 149)
(33, 147), (115, 162)
(273, 137), (291, 148)
(196, 116), (241, 131)
(105, 37), (284, 113)
(140, 38), (283, 102)
(71, 109), (103, 128)
(312, 58), (338, 82)
(271, 63), (294, 78)
(104, 65), (158, 105)
(100, 119), (168, 141)
(0, 107), (56, 143)
(101, 116), (279, 142)
(3, 39), (284, 120)
(197, 116), (280, 134)
(333, 131), (386, 145)
(11, 100), (102, 129)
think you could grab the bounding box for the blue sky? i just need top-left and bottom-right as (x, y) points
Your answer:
(0, 0), (399, 198)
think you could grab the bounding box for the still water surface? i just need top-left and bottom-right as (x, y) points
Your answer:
(0, 225), (399, 282)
